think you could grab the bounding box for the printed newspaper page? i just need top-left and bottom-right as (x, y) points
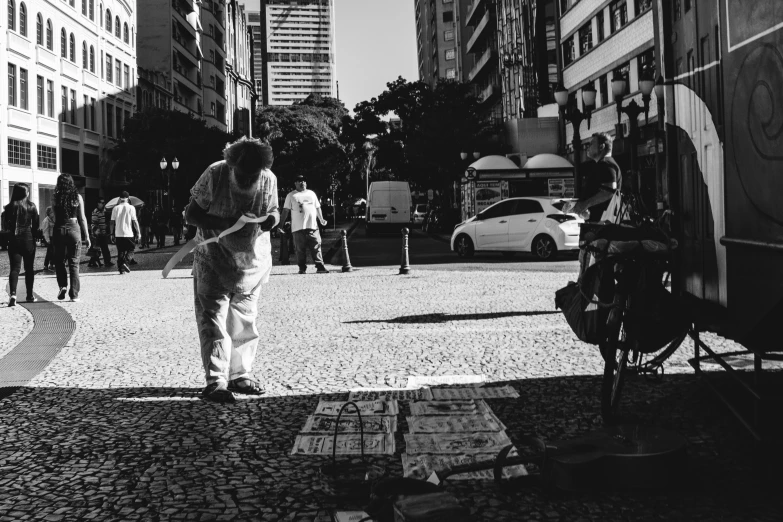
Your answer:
(313, 400), (399, 416)
(431, 385), (520, 400)
(404, 432), (512, 454)
(301, 415), (398, 434)
(402, 453), (527, 481)
(291, 433), (395, 456)
(348, 388), (434, 401)
(406, 413), (506, 434)
(408, 399), (490, 416)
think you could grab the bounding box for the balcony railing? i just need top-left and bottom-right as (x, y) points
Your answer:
(466, 0), (488, 26)
(468, 47), (494, 82)
(466, 9), (491, 54)
(478, 83), (498, 103)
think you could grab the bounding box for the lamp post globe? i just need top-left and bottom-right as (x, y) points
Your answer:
(172, 157), (179, 170)
(159, 157), (167, 170)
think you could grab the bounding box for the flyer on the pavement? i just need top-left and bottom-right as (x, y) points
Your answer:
(348, 387), (434, 401)
(313, 400), (399, 416)
(291, 433), (395, 455)
(404, 431), (513, 454)
(301, 415), (398, 434)
(408, 399), (490, 416)
(333, 512), (373, 522)
(431, 385), (520, 400)
(401, 453), (527, 481)
(406, 413), (506, 434)
(405, 374), (486, 388)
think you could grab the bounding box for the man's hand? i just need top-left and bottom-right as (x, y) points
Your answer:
(318, 217), (327, 227)
(571, 202), (587, 216)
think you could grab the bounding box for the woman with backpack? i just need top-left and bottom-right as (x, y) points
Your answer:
(52, 173), (91, 302)
(2, 183), (40, 306)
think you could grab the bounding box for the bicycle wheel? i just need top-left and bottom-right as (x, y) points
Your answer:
(601, 294), (629, 423)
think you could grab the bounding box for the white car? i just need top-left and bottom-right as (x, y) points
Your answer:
(450, 197), (583, 261)
(412, 204), (428, 225)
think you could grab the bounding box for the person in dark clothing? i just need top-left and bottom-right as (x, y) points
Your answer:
(90, 198), (114, 267)
(2, 184), (40, 305)
(154, 206), (169, 248)
(52, 174), (91, 302)
(169, 207), (183, 245)
(138, 205), (152, 248)
(571, 133), (620, 221)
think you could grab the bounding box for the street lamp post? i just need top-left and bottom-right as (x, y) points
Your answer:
(159, 157), (179, 211)
(610, 75), (655, 201)
(555, 83), (596, 197)
(653, 75), (666, 214)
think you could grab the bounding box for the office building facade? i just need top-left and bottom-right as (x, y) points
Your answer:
(1, 0), (138, 210)
(415, 0), (472, 87)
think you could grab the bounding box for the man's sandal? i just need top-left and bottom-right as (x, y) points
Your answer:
(201, 382), (236, 403)
(228, 378), (266, 395)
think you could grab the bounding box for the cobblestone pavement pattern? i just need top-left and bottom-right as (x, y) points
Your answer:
(0, 231), (781, 521)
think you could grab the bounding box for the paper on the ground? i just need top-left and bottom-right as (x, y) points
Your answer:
(406, 374), (486, 388)
(404, 431), (513, 454)
(408, 399), (490, 416)
(291, 433), (395, 456)
(161, 214), (269, 278)
(348, 387), (433, 402)
(406, 413), (506, 434)
(402, 453), (527, 481)
(333, 512), (373, 522)
(301, 415), (397, 434)
(431, 385), (519, 400)
(314, 400), (399, 416)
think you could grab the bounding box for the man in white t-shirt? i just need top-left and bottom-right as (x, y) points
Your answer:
(280, 175), (328, 274)
(110, 191), (140, 274)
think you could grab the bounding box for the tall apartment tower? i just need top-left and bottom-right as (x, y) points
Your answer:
(1, 0), (138, 211)
(414, 0), (472, 87)
(260, 0), (337, 106)
(245, 6), (265, 104)
(225, 1), (255, 137)
(463, 0), (502, 123)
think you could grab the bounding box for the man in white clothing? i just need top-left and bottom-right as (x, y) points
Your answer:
(110, 191), (140, 274)
(280, 175), (328, 274)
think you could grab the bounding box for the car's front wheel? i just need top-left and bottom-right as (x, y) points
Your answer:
(532, 235), (557, 261)
(454, 234), (475, 258)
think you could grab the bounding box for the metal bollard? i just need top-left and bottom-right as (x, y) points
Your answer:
(340, 229), (354, 272)
(399, 227), (411, 275)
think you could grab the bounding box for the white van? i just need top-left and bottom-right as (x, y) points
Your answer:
(366, 181), (412, 234)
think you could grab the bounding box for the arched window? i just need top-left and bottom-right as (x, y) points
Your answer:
(61, 28), (67, 57)
(89, 45), (94, 72)
(82, 41), (87, 68)
(105, 9), (110, 32)
(88, 0), (93, 20)
(123, 22), (128, 43)
(69, 33), (75, 62)
(36, 13), (42, 45)
(19, 2), (25, 36)
(114, 16), (120, 38)
(69, 0), (74, 7)
(8, 0), (15, 31)
(46, 19), (52, 49)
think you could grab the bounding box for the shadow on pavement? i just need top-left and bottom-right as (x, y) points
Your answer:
(1, 371), (782, 520)
(344, 311), (561, 324)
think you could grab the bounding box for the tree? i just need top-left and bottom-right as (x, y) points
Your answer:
(113, 108), (236, 208)
(255, 94), (350, 195)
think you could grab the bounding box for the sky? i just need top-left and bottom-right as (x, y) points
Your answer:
(334, 0), (419, 113)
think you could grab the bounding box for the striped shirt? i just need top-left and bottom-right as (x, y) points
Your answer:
(91, 208), (108, 236)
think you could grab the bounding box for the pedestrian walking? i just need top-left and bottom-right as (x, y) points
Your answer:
(52, 174), (90, 302)
(569, 133), (620, 221)
(138, 204), (152, 248)
(185, 137), (279, 403)
(40, 206), (55, 271)
(281, 175), (329, 274)
(169, 207), (183, 245)
(154, 205), (169, 248)
(2, 184), (39, 305)
(90, 198), (114, 267)
(110, 191), (140, 274)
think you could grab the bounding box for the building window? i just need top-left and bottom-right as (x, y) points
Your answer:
(635, 0), (652, 14)
(70, 89), (76, 124)
(89, 46), (94, 72)
(684, 0), (691, 12)
(444, 30), (454, 41)
(562, 38), (574, 66)
(83, 95), (88, 129)
(8, 139), (31, 167)
(36, 13), (42, 44)
(46, 79), (53, 117)
(114, 16), (119, 38)
(579, 22), (593, 55)
(69, 33), (75, 61)
(610, 0), (627, 33)
(599, 74), (608, 106)
(7, 0), (15, 31)
(123, 22), (128, 43)
(105, 9), (111, 32)
(61, 28), (67, 57)
(442, 11), (453, 23)
(46, 19), (52, 50)
(115, 59), (121, 87)
(210, 102), (215, 116)
(90, 97), (96, 130)
(106, 54), (112, 82)
(8, 64), (16, 107)
(18, 2), (25, 36)
(82, 42), (87, 68)
(37, 75), (44, 114)
(60, 86), (67, 122)
(124, 64), (129, 88)
(445, 68), (456, 79)
(637, 48), (655, 81)
(115, 106), (122, 135)
(89, 0), (93, 20)
(19, 68), (27, 110)
(445, 48), (456, 60)
(37, 144), (57, 170)
(596, 11), (605, 43)
(106, 102), (113, 137)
